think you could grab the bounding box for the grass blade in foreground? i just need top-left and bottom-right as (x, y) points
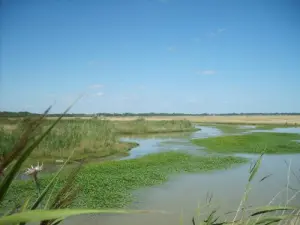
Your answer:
(253, 215), (297, 224)
(0, 106), (52, 175)
(250, 206), (297, 216)
(249, 153), (264, 182)
(0, 208), (163, 225)
(0, 95), (83, 202)
(29, 151), (75, 210)
(232, 153), (264, 223)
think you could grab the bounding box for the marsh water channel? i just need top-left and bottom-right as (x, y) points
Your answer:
(63, 125), (300, 225)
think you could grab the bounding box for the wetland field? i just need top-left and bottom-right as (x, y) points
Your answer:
(105, 115), (300, 125)
(1, 116), (300, 225)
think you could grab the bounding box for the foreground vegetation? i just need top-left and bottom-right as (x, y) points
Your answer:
(2, 152), (247, 210)
(1, 105), (299, 225)
(192, 132), (300, 154)
(0, 117), (196, 167)
(1, 104), (163, 225)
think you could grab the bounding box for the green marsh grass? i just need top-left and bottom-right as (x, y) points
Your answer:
(113, 118), (198, 134)
(0, 117), (197, 166)
(255, 124), (300, 130)
(197, 122), (300, 132)
(192, 132), (300, 154)
(0, 119), (137, 166)
(2, 152), (247, 210)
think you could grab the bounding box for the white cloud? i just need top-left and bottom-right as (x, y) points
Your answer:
(60, 94), (75, 105)
(207, 28), (226, 38)
(121, 96), (130, 100)
(89, 84), (103, 89)
(207, 32), (216, 37)
(217, 28), (226, 33)
(158, 0), (169, 3)
(191, 37), (201, 42)
(120, 94), (139, 101)
(167, 46), (176, 52)
(187, 99), (197, 103)
(197, 70), (216, 75)
(96, 92), (104, 97)
(87, 60), (110, 66)
(23, 104), (33, 110)
(88, 60), (97, 65)
(46, 93), (56, 98)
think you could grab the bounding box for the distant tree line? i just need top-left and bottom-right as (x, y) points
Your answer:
(1, 111), (300, 118)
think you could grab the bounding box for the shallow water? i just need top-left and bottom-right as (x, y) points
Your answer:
(246, 127), (300, 134)
(62, 125), (300, 225)
(239, 125), (256, 129)
(120, 126), (219, 160)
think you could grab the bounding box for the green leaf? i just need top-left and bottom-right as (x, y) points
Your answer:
(251, 206), (297, 216)
(249, 153), (264, 182)
(0, 208), (161, 225)
(254, 215), (292, 224)
(44, 175), (60, 210)
(20, 197), (32, 212)
(49, 217), (64, 225)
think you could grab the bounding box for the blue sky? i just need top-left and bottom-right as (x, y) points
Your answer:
(1, 0), (299, 114)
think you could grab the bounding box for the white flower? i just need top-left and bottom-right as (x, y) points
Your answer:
(25, 162), (43, 176)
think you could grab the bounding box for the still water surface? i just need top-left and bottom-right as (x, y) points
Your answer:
(63, 126), (300, 225)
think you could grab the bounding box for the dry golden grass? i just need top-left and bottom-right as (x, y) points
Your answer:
(4, 115), (300, 125)
(105, 115), (300, 125)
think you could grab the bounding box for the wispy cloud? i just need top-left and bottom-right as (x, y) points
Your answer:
(217, 28), (226, 33)
(120, 96), (130, 100)
(120, 94), (139, 101)
(88, 60), (97, 66)
(46, 93), (56, 98)
(167, 46), (176, 52)
(197, 70), (217, 75)
(23, 104), (33, 110)
(207, 28), (226, 37)
(87, 60), (110, 66)
(191, 37), (201, 43)
(158, 0), (169, 3)
(61, 94), (76, 105)
(95, 92), (104, 97)
(187, 99), (198, 103)
(87, 60), (104, 66)
(89, 84), (103, 89)
(137, 85), (145, 90)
